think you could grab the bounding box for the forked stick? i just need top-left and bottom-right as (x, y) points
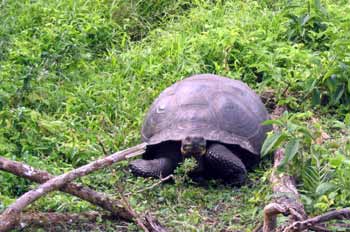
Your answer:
(0, 156), (132, 220)
(0, 143), (146, 232)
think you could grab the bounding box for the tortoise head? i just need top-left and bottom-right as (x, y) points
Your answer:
(181, 136), (206, 157)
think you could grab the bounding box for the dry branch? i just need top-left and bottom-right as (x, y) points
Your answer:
(0, 142), (146, 232)
(0, 156), (132, 220)
(285, 208), (350, 232)
(262, 106), (307, 232)
(262, 148), (307, 232)
(144, 213), (169, 232)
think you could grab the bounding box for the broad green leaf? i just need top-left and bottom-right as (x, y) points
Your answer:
(325, 75), (337, 94)
(304, 78), (317, 93)
(315, 182), (336, 196)
(333, 85), (345, 104)
(261, 119), (284, 126)
(300, 194), (313, 206)
(302, 166), (319, 191)
(301, 14), (311, 26)
(296, 126), (313, 139)
(261, 133), (286, 157)
(284, 13), (298, 22)
(286, 121), (298, 132)
(291, 111), (313, 120)
(314, 0), (321, 11)
(311, 89), (320, 106)
(329, 153), (345, 168)
(345, 114), (350, 126)
(279, 139), (300, 167)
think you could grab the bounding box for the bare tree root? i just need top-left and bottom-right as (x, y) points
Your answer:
(0, 143), (146, 232)
(0, 156), (132, 220)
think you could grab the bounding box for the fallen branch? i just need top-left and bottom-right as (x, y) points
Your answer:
(262, 106), (307, 232)
(0, 142), (147, 232)
(284, 208), (350, 232)
(0, 156), (132, 220)
(262, 148), (307, 232)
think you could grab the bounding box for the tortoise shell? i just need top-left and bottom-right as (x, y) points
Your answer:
(141, 74), (271, 156)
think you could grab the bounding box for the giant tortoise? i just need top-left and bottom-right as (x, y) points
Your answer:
(129, 74), (272, 185)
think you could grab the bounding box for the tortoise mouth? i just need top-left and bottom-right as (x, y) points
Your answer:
(180, 136), (207, 157)
(181, 146), (206, 156)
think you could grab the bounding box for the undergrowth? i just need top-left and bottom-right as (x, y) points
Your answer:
(1, 0), (350, 231)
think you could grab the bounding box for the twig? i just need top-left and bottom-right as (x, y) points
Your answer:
(223, 46), (232, 72)
(0, 142), (147, 232)
(125, 175), (173, 196)
(281, 84), (290, 98)
(116, 182), (168, 232)
(0, 156), (132, 220)
(144, 212), (168, 232)
(252, 223), (263, 232)
(97, 136), (109, 156)
(117, 185), (150, 232)
(309, 225), (332, 232)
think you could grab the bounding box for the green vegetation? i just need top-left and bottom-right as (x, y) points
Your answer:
(1, 0), (350, 231)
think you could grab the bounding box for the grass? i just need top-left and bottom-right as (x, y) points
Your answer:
(1, 0), (350, 231)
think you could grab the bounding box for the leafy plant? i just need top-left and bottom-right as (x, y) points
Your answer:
(261, 111), (314, 171)
(262, 113), (350, 213)
(282, 0), (329, 50)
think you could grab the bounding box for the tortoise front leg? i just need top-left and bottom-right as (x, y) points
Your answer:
(129, 157), (178, 178)
(129, 143), (182, 179)
(205, 143), (247, 185)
